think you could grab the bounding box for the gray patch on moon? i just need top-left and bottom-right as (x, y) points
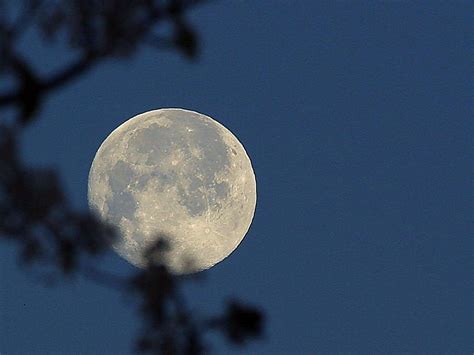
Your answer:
(125, 116), (230, 217)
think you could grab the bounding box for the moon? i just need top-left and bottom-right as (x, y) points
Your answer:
(87, 108), (256, 274)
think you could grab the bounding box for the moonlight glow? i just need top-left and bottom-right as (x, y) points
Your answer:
(87, 108), (257, 274)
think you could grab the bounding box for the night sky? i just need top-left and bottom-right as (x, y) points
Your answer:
(1, 2), (472, 354)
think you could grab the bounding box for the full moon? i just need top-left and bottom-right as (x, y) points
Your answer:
(87, 108), (256, 274)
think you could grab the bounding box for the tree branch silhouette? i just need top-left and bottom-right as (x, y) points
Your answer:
(0, 1), (264, 354)
(0, 0), (203, 122)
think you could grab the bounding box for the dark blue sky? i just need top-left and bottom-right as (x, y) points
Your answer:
(1, 1), (472, 353)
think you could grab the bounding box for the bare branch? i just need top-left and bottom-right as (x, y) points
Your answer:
(0, 52), (98, 108)
(43, 51), (99, 90)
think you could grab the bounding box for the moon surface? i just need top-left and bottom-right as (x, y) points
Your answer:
(87, 108), (256, 274)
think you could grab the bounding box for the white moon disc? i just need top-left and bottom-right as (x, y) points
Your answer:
(87, 108), (256, 274)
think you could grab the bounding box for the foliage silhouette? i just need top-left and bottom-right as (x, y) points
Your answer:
(0, 1), (264, 354)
